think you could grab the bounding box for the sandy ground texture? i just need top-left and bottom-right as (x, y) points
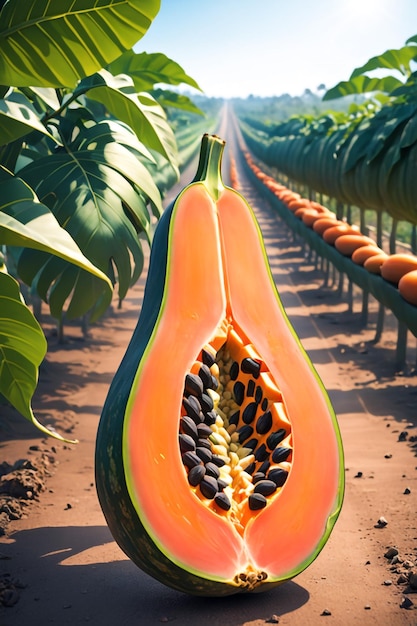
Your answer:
(1, 122), (417, 626)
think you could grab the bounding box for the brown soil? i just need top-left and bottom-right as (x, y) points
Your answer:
(1, 128), (417, 625)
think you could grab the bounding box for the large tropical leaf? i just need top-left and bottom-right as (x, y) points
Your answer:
(0, 270), (75, 441)
(0, 90), (56, 144)
(75, 70), (179, 170)
(323, 75), (404, 100)
(0, 165), (112, 291)
(152, 88), (204, 115)
(0, 0), (161, 87)
(17, 118), (159, 316)
(350, 45), (417, 79)
(107, 50), (202, 92)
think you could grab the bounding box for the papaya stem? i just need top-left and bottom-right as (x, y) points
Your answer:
(194, 134), (226, 202)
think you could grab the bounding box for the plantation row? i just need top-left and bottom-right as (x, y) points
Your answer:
(234, 142), (417, 369)
(236, 35), (417, 256)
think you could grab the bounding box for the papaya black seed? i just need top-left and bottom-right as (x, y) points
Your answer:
(252, 471), (266, 484)
(200, 392), (214, 413)
(211, 455), (226, 468)
(180, 416), (198, 440)
(185, 373), (204, 397)
(255, 385), (263, 404)
(183, 396), (203, 423)
(233, 381), (245, 406)
(179, 433), (196, 453)
(261, 397), (269, 411)
(210, 374), (219, 390)
(254, 479), (277, 497)
(205, 462), (220, 479)
(201, 348), (215, 368)
(197, 423), (212, 438)
(197, 438), (212, 450)
(266, 428), (287, 450)
(268, 467), (289, 487)
(182, 451), (202, 469)
(256, 410), (273, 435)
(254, 443), (269, 462)
(204, 410), (217, 426)
(196, 447), (212, 464)
(246, 379), (255, 397)
(217, 478), (228, 491)
(258, 459), (271, 475)
(229, 361), (240, 380)
(214, 491), (231, 511)
(245, 438), (259, 451)
(241, 357), (261, 379)
(200, 475), (218, 499)
(188, 464), (205, 486)
(272, 446), (292, 464)
(237, 424), (254, 444)
(198, 364), (213, 389)
(244, 462), (256, 475)
(228, 410), (240, 426)
(242, 402), (258, 424)
(248, 493), (267, 511)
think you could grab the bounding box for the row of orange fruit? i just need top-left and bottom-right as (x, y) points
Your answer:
(243, 151), (417, 308)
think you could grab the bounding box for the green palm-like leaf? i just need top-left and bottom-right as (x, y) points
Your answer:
(0, 90), (56, 144)
(107, 50), (202, 92)
(0, 0), (161, 87)
(0, 271), (75, 441)
(17, 119), (159, 316)
(0, 166), (112, 289)
(323, 75), (404, 100)
(76, 70), (179, 170)
(350, 45), (417, 79)
(152, 88), (204, 115)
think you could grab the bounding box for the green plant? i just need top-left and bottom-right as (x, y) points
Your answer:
(0, 0), (202, 438)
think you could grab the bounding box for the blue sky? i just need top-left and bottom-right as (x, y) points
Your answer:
(137, 0), (417, 98)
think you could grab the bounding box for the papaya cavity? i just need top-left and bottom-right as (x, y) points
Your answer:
(179, 322), (293, 536)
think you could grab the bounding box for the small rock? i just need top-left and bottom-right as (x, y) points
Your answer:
(266, 616), (280, 624)
(404, 487), (411, 495)
(409, 572), (417, 590)
(374, 516), (388, 528)
(384, 547), (399, 559)
(364, 605), (371, 610)
(383, 579), (393, 586)
(354, 471), (363, 478)
(384, 453), (392, 459)
(398, 431), (408, 441)
(400, 597), (414, 610)
(397, 573), (409, 584)
(321, 609), (332, 616)
(64, 503), (72, 510)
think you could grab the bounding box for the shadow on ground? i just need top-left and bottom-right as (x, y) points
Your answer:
(2, 525), (310, 626)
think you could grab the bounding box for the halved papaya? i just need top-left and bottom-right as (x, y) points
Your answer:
(95, 135), (344, 596)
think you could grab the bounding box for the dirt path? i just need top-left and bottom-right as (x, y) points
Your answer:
(1, 113), (417, 626)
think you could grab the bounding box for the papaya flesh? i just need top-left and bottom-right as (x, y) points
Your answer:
(95, 135), (344, 597)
